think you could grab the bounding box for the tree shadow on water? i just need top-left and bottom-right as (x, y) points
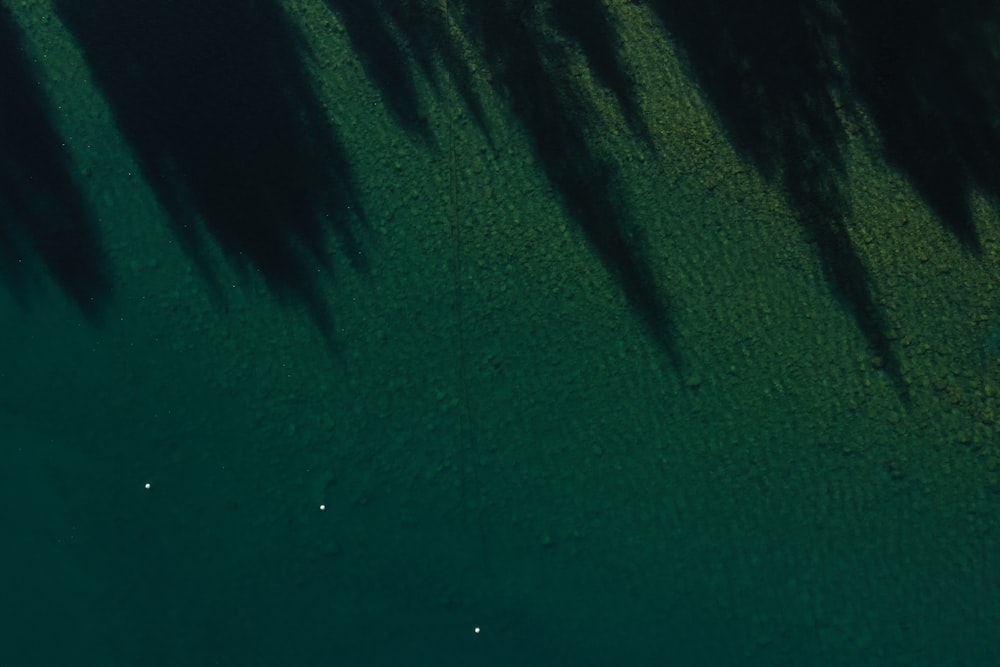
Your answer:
(461, 1), (682, 369)
(53, 0), (368, 346)
(10, 0), (1000, 384)
(322, 0), (489, 145)
(644, 0), (1000, 399)
(837, 0), (1000, 251)
(0, 10), (111, 323)
(321, 0), (681, 369)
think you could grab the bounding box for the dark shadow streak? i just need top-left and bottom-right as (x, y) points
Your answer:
(548, 0), (653, 146)
(322, 0), (492, 147)
(0, 8), (111, 323)
(644, 0), (922, 399)
(322, 0), (677, 366)
(322, 1), (435, 142)
(54, 0), (368, 345)
(837, 0), (1000, 252)
(463, 1), (681, 369)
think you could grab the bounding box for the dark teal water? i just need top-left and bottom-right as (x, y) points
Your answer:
(4, 1), (1000, 665)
